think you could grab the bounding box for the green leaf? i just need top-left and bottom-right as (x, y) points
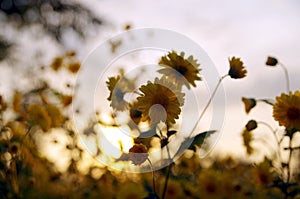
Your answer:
(188, 130), (217, 151)
(173, 130), (217, 158)
(167, 130), (177, 138)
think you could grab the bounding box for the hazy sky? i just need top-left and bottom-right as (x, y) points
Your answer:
(77, 0), (300, 158)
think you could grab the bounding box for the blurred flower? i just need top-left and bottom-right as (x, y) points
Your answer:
(165, 179), (184, 199)
(245, 120), (257, 131)
(158, 51), (201, 89)
(27, 104), (51, 131)
(242, 97), (256, 114)
(137, 78), (184, 126)
(50, 56), (63, 71)
(228, 57), (247, 79)
(266, 56), (278, 66)
(46, 105), (65, 127)
(198, 170), (221, 199)
(0, 95), (7, 111)
(242, 129), (253, 155)
(106, 76), (129, 111)
(116, 182), (147, 199)
(65, 50), (76, 57)
(8, 142), (20, 155)
(61, 95), (73, 107)
(128, 144), (148, 165)
(67, 62), (81, 74)
(273, 91), (300, 131)
(7, 121), (26, 137)
(13, 91), (22, 112)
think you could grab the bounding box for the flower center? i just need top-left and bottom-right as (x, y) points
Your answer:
(176, 65), (188, 75)
(152, 93), (169, 107)
(287, 107), (300, 120)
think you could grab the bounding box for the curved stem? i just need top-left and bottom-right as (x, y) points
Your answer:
(257, 99), (274, 106)
(257, 121), (277, 142)
(279, 62), (290, 93)
(189, 74), (228, 137)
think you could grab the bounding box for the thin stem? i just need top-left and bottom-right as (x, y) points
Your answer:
(147, 158), (156, 194)
(286, 136), (293, 183)
(189, 74), (228, 137)
(162, 135), (172, 199)
(279, 62), (290, 93)
(257, 99), (274, 106)
(161, 164), (171, 199)
(257, 121), (278, 142)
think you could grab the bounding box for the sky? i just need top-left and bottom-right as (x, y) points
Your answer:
(1, 0), (299, 161)
(76, 0), (300, 159)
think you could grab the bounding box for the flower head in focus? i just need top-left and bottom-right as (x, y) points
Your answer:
(273, 91), (300, 131)
(228, 57), (247, 79)
(158, 51), (201, 89)
(136, 77), (184, 126)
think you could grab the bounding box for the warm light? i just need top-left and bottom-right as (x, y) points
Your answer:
(95, 124), (134, 159)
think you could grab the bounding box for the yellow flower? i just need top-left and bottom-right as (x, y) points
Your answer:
(27, 104), (51, 131)
(158, 51), (201, 89)
(228, 57), (247, 79)
(50, 56), (63, 71)
(128, 144), (148, 165)
(67, 62), (81, 74)
(137, 78), (184, 126)
(106, 76), (128, 110)
(242, 97), (256, 114)
(273, 91), (300, 131)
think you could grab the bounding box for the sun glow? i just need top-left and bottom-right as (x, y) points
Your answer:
(95, 124), (134, 159)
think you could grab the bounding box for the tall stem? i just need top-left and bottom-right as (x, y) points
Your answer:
(287, 136), (293, 183)
(279, 62), (290, 93)
(189, 74), (228, 137)
(162, 137), (172, 199)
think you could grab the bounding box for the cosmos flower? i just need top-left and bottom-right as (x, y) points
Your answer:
(228, 57), (247, 79)
(136, 77), (184, 126)
(158, 51), (201, 89)
(273, 91), (300, 131)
